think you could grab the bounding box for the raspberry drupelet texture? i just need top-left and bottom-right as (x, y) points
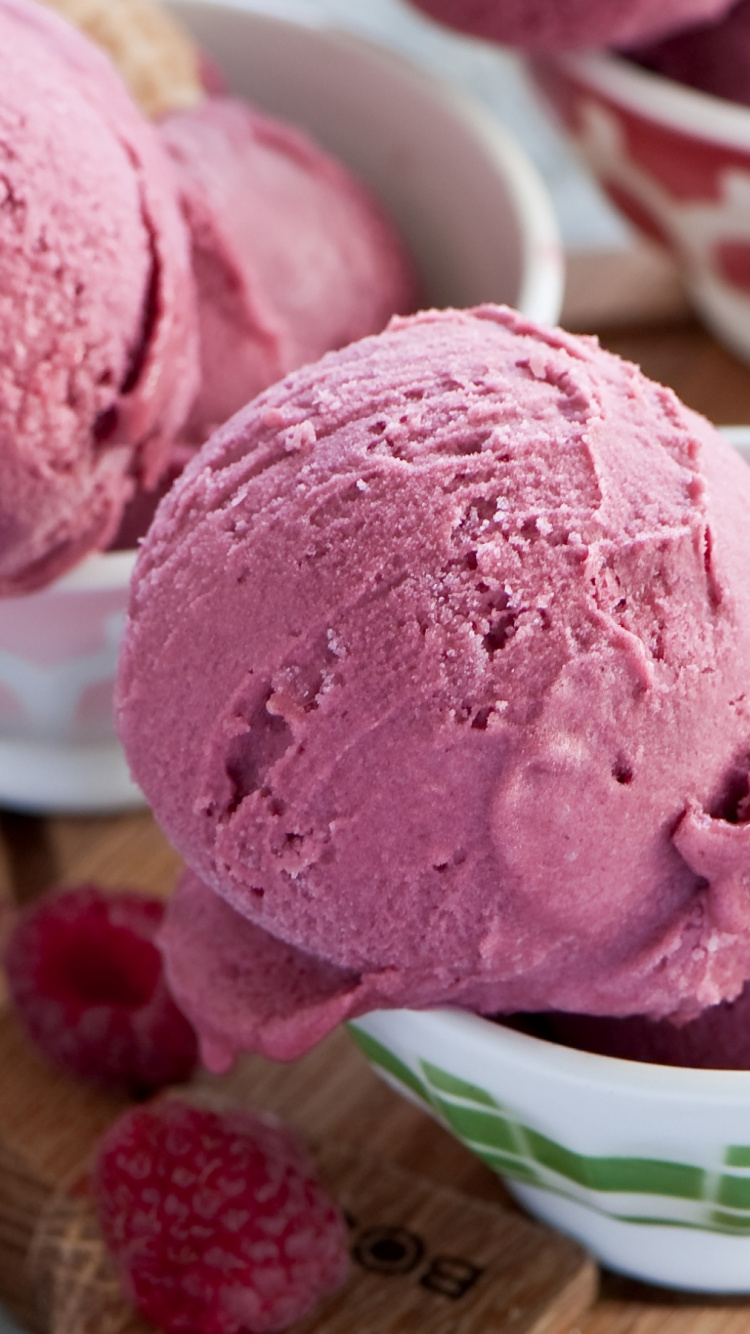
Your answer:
(93, 1099), (350, 1334)
(4, 884), (198, 1094)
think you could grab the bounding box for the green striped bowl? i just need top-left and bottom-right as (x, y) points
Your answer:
(349, 1007), (750, 1291)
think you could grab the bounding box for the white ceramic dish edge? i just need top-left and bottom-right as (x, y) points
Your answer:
(556, 50), (750, 153)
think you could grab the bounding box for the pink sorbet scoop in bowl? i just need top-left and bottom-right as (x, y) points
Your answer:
(158, 94), (420, 448)
(115, 303), (750, 1289)
(0, 0), (198, 812)
(119, 305), (750, 1041)
(0, 0), (561, 813)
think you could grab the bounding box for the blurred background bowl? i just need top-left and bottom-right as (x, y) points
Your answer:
(0, 1), (562, 815)
(0, 552), (140, 814)
(173, 1), (564, 320)
(530, 51), (750, 364)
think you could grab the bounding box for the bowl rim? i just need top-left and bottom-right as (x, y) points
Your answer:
(546, 49), (750, 153)
(44, 548), (138, 594)
(435, 82), (564, 322)
(356, 1005), (750, 1100)
(170, 0), (564, 324)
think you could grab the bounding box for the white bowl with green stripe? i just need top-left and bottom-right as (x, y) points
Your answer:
(349, 1007), (750, 1292)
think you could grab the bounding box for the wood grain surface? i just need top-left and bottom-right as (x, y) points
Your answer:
(0, 996), (597, 1334)
(0, 808), (597, 1334)
(4, 266), (750, 1333)
(3, 806), (750, 1334)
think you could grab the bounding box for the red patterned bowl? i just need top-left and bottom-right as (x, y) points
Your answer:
(530, 52), (750, 361)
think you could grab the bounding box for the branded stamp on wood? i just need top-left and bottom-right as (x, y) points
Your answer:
(304, 1141), (597, 1334)
(0, 1001), (596, 1334)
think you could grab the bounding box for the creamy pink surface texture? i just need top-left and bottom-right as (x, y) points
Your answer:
(118, 305), (750, 1067)
(628, 0), (750, 107)
(158, 96), (419, 448)
(405, 0), (736, 49)
(0, 0), (198, 594)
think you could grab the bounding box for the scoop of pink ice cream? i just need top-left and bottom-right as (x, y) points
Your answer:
(118, 305), (750, 1066)
(157, 96), (419, 447)
(626, 0), (750, 106)
(0, 0), (197, 594)
(405, 0), (736, 50)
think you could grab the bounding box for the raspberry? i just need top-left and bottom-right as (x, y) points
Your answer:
(4, 884), (198, 1094)
(93, 1099), (349, 1334)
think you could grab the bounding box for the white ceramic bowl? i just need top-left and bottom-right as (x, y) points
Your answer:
(349, 1007), (750, 1293)
(530, 51), (750, 365)
(347, 427), (750, 1295)
(0, 551), (141, 813)
(174, 1), (564, 322)
(0, 1), (562, 815)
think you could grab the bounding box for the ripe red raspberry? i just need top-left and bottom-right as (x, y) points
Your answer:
(4, 884), (198, 1094)
(93, 1099), (349, 1334)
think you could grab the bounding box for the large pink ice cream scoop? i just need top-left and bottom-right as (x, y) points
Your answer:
(404, 0), (736, 50)
(0, 0), (198, 595)
(627, 0), (750, 107)
(118, 305), (750, 1067)
(157, 96), (420, 447)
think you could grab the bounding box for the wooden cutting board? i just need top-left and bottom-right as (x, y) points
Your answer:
(0, 800), (749, 1334)
(0, 998), (596, 1334)
(0, 807), (599, 1334)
